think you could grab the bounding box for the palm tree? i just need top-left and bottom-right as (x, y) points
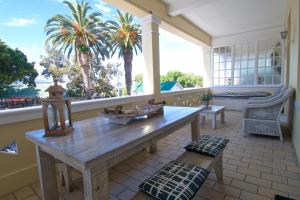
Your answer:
(44, 0), (110, 99)
(107, 10), (142, 95)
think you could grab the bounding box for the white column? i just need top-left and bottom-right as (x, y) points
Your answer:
(141, 14), (161, 100)
(202, 47), (212, 87)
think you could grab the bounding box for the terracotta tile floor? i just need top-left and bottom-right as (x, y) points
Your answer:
(1, 111), (300, 200)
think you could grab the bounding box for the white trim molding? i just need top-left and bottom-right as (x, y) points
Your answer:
(140, 14), (161, 25)
(0, 94), (154, 125)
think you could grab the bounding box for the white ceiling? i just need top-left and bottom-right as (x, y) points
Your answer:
(162, 0), (286, 37)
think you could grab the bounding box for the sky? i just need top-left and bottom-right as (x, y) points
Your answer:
(0, 0), (204, 85)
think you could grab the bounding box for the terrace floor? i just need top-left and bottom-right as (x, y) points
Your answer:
(1, 111), (300, 200)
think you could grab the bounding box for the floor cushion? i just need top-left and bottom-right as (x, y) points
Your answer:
(140, 160), (209, 200)
(185, 135), (229, 157)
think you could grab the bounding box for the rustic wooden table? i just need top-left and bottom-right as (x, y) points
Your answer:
(26, 106), (203, 200)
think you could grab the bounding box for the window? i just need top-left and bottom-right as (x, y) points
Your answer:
(213, 46), (232, 86)
(257, 39), (282, 85)
(212, 38), (282, 86)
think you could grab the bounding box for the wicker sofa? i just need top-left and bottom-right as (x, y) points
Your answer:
(241, 87), (294, 141)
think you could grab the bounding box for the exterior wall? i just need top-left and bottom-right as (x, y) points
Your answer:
(162, 88), (208, 106)
(285, 0), (300, 162)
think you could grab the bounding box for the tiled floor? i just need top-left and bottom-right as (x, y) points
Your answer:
(1, 111), (300, 200)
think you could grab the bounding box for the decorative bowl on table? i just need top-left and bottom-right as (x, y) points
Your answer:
(100, 101), (164, 125)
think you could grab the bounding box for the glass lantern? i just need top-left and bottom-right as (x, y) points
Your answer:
(42, 80), (73, 137)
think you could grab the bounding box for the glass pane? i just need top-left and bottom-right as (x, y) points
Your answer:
(274, 76), (281, 84)
(248, 68), (255, 84)
(257, 76), (264, 85)
(258, 42), (266, 58)
(258, 67), (265, 76)
(274, 56), (281, 67)
(248, 59), (255, 68)
(213, 79), (219, 86)
(219, 78), (225, 85)
(214, 55), (219, 63)
(258, 59), (265, 67)
(266, 58), (272, 67)
(241, 78), (247, 85)
(213, 71), (219, 78)
(234, 77), (240, 85)
(265, 76), (272, 85)
(220, 53), (225, 63)
(241, 60), (248, 68)
(48, 105), (57, 130)
(248, 42), (255, 59)
(214, 63), (219, 71)
(64, 104), (69, 128)
(234, 70), (240, 77)
(220, 62), (225, 70)
(234, 61), (240, 69)
(219, 70), (225, 77)
(266, 66), (272, 75)
(225, 78), (232, 85)
(226, 54), (232, 62)
(226, 62), (232, 69)
(235, 44), (241, 60)
(242, 44), (248, 59)
(226, 70), (232, 77)
(241, 68), (247, 79)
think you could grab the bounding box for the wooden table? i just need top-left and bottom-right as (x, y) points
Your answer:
(200, 105), (225, 129)
(26, 106), (202, 200)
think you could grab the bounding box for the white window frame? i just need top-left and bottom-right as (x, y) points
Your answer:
(211, 38), (283, 88)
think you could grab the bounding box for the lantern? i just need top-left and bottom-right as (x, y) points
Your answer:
(42, 80), (73, 137)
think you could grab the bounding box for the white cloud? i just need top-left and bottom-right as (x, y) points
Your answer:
(95, 2), (112, 13)
(4, 18), (35, 27)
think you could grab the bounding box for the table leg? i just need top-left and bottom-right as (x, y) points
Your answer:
(214, 152), (223, 181)
(83, 163), (109, 200)
(191, 114), (200, 141)
(212, 114), (216, 129)
(35, 146), (59, 200)
(147, 143), (157, 154)
(221, 109), (225, 123)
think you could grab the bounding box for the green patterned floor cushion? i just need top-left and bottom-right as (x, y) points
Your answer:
(185, 135), (229, 157)
(140, 160), (209, 200)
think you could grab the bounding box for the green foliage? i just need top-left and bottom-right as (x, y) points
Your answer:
(66, 63), (84, 97)
(66, 61), (118, 98)
(160, 70), (203, 88)
(44, 0), (110, 60)
(107, 9), (142, 58)
(107, 9), (142, 95)
(0, 39), (38, 88)
(40, 45), (70, 82)
(134, 74), (143, 84)
(201, 94), (212, 102)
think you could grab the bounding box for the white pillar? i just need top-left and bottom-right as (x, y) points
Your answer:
(141, 14), (161, 100)
(202, 47), (212, 88)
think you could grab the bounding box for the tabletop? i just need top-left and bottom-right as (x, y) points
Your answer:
(200, 105), (225, 114)
(26, 106), (201, 169)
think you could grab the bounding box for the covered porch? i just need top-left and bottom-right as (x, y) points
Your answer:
(1, 0), (300, 200)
